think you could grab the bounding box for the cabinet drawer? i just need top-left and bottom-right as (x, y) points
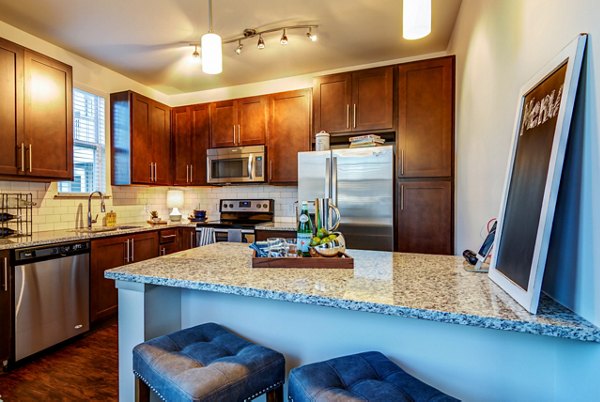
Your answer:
(159, 229), (178, 244)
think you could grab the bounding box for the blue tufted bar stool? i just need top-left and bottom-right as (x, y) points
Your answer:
(288, 351), (458, 402)
(133, 322), (285, 402)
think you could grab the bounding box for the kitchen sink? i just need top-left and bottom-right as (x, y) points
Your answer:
(115, 225), (142, 230)
(70, 227), (117, 233)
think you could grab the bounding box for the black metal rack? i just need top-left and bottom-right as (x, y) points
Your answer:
(0, 193), (34, 238)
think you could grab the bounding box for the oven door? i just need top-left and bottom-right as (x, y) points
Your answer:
(213, 228), (255, 243)
(207, 146), (265, 184)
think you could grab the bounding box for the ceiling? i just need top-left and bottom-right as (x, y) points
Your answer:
(0, 0), (462, 95)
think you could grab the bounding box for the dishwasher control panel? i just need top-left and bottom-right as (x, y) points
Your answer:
(15, 242), (90, 263)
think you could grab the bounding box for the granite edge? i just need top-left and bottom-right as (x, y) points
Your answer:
(104, 271), (600, 343)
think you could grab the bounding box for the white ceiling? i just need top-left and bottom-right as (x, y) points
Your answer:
(0, 0), (462, 95)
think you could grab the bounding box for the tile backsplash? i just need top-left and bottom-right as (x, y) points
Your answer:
(0, 181), (297, 233)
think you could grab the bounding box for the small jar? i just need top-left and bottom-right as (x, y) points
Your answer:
(315, 131), (330, 151)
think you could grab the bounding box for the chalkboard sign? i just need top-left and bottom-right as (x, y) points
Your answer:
(489, 34), (587, 314)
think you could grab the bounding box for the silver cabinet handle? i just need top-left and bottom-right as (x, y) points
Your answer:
(237, 124), (241, 144)
(160, 247), (165, 256)
(190, 165), (193, 182)
(186, 165), (189, 183)
(28, 144), (33, 172)
(353, 104), (357, 128)
(346, 104), (350, 129)
(3, 257), (7, 292)
(150, 163), (154, 182)
(131, 238), (135, 261)
(269, 160), (273, 181)
(401, 185), (405, 211)
(232, 125), (236, 144)
(400, 149), (405, 176)
(190, 231), (194, 248)
(125, 239), (130, 263)
(20, 143), (25, 172)
(154, 163), (158, 182)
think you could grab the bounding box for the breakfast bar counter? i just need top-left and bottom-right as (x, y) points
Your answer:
(106, 243), (600, 402)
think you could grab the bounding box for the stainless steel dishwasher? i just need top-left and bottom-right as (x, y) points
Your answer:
(13, 241), (90, 361)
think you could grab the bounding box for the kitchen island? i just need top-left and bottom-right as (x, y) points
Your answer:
(106, 243), (600, 402)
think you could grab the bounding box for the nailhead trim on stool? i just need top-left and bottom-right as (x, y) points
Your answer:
(133, 322), (285, 401)
(288, 351), (459, 402)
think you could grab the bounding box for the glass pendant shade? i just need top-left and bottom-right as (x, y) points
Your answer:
(403, 0), (431, 40)
(201, 32), (222, 74)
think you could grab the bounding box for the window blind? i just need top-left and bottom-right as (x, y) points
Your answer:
(58, 88), (106, 193)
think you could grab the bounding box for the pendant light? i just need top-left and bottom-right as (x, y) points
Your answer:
(201, 0), (222, 74)
(403, 0), (431, 40)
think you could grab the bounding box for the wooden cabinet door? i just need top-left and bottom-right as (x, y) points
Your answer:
(237, 96), (267, 146)
(131, 231), (159, 262)
(0, 38), (22, 176)
(313, 73), (351, 134)
(23, 49), (73, 180)
(179, 227), (197, 250)
(0, 251), (11, 366)
(131, 93), (153, 184)
(397, 180), (453, 255)
(172, 106), (191, 185)
(209, 100), (236, 148)
(90, 236), (129, 323)
(352, 66), (394, 132)
(398, 57), (454, 178)
(268, 89), (311, 184)
(190, 104), (209, 185)
(151, 101), (171, 185)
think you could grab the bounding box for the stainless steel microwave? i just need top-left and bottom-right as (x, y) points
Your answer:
(207, 145), (266, 184)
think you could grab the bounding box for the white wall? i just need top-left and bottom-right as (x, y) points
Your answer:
(449, 0), (600, 326)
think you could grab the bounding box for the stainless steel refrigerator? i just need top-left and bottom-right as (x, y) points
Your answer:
(298, 146), (394, 251)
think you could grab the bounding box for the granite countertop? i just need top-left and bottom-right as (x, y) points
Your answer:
(105, 242), (600, 343)
(255, 222), (296, 231)
(0, 222), (197, 250)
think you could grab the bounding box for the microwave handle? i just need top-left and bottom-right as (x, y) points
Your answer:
(248, 154), (254, 180)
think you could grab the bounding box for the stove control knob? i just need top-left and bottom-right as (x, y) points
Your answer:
(257, 204), (261, 209)
(263, 204), (268, 209)
(229, 204), (234, 208)
(223, 204), (227, 208)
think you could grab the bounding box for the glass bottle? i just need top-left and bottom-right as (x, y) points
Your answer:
(296, 201), (314, 257)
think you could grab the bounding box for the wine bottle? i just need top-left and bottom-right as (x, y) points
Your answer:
(296, 201), (314, 257)
(0, 212), (20, 222)
(0, 228), (21, 237)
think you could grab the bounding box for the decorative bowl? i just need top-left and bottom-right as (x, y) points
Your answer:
(309, 232), (346, 257)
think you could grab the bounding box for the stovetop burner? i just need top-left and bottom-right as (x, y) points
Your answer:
(196, 199), (274, 230)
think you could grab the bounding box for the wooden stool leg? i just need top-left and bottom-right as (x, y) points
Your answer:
(135, 376), (150, 402)
(266, 386), (283, 402)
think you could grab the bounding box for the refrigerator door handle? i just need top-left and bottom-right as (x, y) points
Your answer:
(325, 157), (331, 199)
(332, 157), (338, 205)
(248, 154), (254, 180)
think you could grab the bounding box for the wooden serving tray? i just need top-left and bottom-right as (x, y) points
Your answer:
(251, 252), (354, 269)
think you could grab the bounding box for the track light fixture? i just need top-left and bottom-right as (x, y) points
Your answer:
(188, 23), (318, 71)
(191, 45), (201, 64)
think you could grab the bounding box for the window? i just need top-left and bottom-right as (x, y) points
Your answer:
(58, 88), (106, 193)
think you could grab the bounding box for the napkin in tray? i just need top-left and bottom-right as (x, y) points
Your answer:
(249, 241), (270, 257)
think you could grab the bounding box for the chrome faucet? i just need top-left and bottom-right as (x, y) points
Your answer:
(88, 191), (106, 229)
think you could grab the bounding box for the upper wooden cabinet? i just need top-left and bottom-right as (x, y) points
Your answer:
(268, 89), (311, 184)
(0, 37), (73, 181)
(313, 66), (394, 134)
(111, 91), (171, 185)
(172, 104), (209, 186)
(397, 57), (454, 178)
(209, 96), (267, 148)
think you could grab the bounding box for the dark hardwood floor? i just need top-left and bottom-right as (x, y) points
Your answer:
(0, 320), (118, 401)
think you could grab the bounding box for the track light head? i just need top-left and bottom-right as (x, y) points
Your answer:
(235, 40), (243, 55)
(280, 29), (288, 45)
(191, 45), (201, 64)
(257, 34), (265, 50)
(306, 27), (317, 42)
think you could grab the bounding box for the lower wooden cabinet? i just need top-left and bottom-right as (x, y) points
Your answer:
(90, 231), (158, 324)
(159, 228), (179, 255)
(0, 250), (11, 367)
(179, 227), (197, 251)
(255, 229), (296, 242)
(396, 180), (453, 255)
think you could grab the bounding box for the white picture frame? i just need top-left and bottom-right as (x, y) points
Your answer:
(488, 34), (587, 314)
